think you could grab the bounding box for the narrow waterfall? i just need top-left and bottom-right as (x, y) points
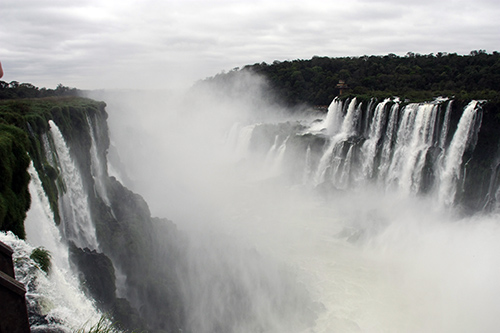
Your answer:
(438, 101), (480, 206)
(87, 114), (111, 207)
(378, 103), (400, 182)
(234, 124), (257, 160)
(268, 136), (289, 177)
(25, 162), (67, 267)
(324, 97), (343, 135)
(303, 145), (312, 185)
(48, 120), (99, 250)
(314, 99), (360, 186)
(438, 100), (453, 149)
(264, 135), (280, 166)
(361, 99), (390, 180)
(8, 163), (104, 332)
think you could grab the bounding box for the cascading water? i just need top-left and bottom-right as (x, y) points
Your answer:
(5, 162), (104, 332)
(48, 120), (99, 250)
(438, 100), (480, 206)
(389, 103), (439, 194)
(360, 98), (389, 180)
(314, 98), (360, 186)
(240, 97), (483, 203)
(378, 102), (400, 182)
(87, 114), (111, 207)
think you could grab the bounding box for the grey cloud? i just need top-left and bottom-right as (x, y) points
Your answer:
(1, 0), (499, 89)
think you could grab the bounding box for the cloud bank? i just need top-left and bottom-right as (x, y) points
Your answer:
(1, 0), (499, 90)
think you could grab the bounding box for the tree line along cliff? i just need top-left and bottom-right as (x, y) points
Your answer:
(200, 50), (500, 106)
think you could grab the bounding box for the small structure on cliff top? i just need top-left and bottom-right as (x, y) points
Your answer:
(336, 80), (349, 95)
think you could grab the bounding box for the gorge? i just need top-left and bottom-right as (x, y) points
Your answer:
(2, 78), (500, 332)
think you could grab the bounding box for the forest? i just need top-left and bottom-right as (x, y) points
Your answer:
(2, 51), (499, 107)
(0, 82), (79, 100)
(201, 50), (500, 106)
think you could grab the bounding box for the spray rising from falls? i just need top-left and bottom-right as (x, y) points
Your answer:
(211, 96), (500, 332)
(79, 88), (500, 333)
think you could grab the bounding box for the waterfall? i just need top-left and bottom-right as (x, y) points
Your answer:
(438, 101), (480, 206)
(438, 101), (453, 149)
(87, 114), (111, 206)
(383, 103), (439, 193)
(360, 99), (390, 179)
(261, 134), (290, 178)
(48, 120), (99, 250)
(337, 144), (354, 189)
(378, 103), (400, 182)
(236, 98), (485, 207)
(314, 99), (360, 186)
(303, 145), (312, 185)
(339, 98), (360, 136)
(324, 97), (343, 135)
(234, 124), (256, 160)
(1, 232), (104, 332)
(264, 135), (280, 167)
(400, 103), (439, 194)
(12, 163), (104, 332)
(25, 162), (67, 268)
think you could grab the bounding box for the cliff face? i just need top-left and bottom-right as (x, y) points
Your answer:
(0, 97), (185, 332)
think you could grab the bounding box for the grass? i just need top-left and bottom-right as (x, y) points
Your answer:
(75, 316), (146, 333)
(75, 317), (121, 333)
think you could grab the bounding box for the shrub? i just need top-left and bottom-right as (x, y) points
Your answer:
(30, 247), (51, 273)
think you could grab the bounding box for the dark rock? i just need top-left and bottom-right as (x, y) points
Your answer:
(69, 243), (116, 306)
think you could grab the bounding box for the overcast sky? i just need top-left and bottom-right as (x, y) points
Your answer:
(1, 0), (499, 90)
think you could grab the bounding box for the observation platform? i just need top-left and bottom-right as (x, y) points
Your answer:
(0, 240), (30, 333)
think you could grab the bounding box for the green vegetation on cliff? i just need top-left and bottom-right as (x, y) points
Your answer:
(0, 82), (79, 100)
(30, 247), (52, 273)
(0, 96), (107, 238)
(0, 123), (30, 238)
(202, 50), (500, 106)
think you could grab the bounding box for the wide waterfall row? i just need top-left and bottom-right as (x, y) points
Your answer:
(230, 97), (486, 208)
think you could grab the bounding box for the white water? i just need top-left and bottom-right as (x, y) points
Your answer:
(313, 101), (355, 186)
(438, 101), (479, 206)
(25, 162), (68, 269)
(8, 164), (104, 331)
(378, 103), (400, 182)
(48, 120), (99, 250)
(324, 97), (343, 135)
(87, 114), (111, 207)
(361, 98), (389, 180)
